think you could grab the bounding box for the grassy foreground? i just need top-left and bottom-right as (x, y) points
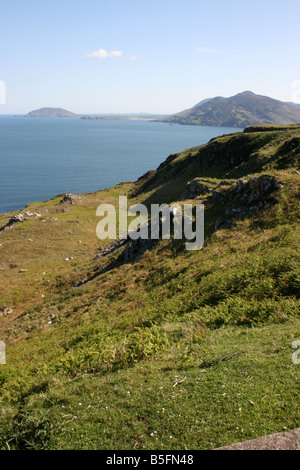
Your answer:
(0, 125), (299, 450)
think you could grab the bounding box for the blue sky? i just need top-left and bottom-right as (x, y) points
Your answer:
(1, 0), (300, 114)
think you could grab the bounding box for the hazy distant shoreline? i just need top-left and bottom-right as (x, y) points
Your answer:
(80, 114), (165, 121)
(13, 107), (166, 120)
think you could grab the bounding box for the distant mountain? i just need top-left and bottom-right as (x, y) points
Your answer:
(285, 102), (300, 109)
(191, 97), (213, 108)
(156, 91), (300, 128)
(26, 107), (78, 118)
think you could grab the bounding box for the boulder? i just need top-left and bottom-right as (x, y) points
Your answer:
(217, 428), (300, 450)
(0, 307), (13, 317)
(59, 193), (86, 205)
(181, 179), (211, 200)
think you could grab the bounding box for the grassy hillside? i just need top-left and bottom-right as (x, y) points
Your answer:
(0, 125), (299, 450)
(156, 91), (300, 127)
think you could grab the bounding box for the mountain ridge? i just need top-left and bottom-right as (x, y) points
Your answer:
(156, 91), (300, 128)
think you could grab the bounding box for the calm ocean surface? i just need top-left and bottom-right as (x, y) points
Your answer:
(0, 116), (242, 214)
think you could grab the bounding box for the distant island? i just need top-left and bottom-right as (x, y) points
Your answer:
(155, 91), (300, 127)
(26, 107), (78, 118)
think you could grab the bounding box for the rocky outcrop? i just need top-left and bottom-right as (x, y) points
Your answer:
(97, 175), (283, 259)
(98, 238), (128, 257)
(59, 193), (86, 205)
(214, 175), (283, 230)
(0, 211), (42, 232)
(124, 222), (156, 261)
(180, 179), (212, 200)
(96, 209), (179, 262)
(7, 213), (25, 225)
(124, 208), (180, 260)
(96, 222), (157, 262)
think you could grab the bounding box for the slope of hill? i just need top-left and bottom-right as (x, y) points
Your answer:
(156, 91), (300, 127)
(286, 102), (300, 109)
(26, 107), (78, 117)
(0, 125), (299, 449)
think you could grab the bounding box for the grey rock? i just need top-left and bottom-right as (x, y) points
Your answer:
(3, 307), (13, 315)
(217, 428), (300, 450)
(215, 217), (228, 230)
(236, 179), (247, 192)
(212, 190), (223, 201)
(8, 214), (24, 224)
(181, 179), (211, 200)
(215, 175), (282, 230)
(248, 189), (260, 203)
(59, 193), (86, 205)
(0, 210), (43, 232)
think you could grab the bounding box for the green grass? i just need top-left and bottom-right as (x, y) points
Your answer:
(1, 320), (299, 450)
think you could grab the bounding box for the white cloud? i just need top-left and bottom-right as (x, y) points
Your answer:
(129, 55), (142, 61)
(85, 49), (123, 59)
(195, 46), (220, 54)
